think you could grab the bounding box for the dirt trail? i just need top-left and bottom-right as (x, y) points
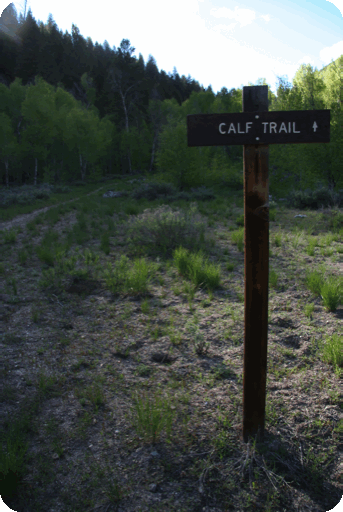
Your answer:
(0, 187), (105, 233)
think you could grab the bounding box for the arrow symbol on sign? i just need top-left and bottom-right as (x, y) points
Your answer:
(313, 121), (318, 132)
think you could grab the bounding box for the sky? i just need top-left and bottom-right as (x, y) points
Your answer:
(1, 0), (342, 95)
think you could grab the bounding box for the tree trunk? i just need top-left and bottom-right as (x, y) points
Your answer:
(79, 151), (87, 181)
(34, 157), (38, 186)
(127, 151), (132, 175)
(149, 133), (157, 173)
(119, 89), (131, 174)
(80, 152), (83, 180)
(4, 157), (9, 187)
(52, 157), (57, 184)
(59, 140), (64, 183)
(16, 116), (23, 144)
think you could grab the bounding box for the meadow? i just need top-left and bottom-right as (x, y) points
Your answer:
(0, 175), (342, 512)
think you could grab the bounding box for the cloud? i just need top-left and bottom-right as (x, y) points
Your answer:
(210, 6), (256, 27)
(260, 14), (271, 22)
(319, 40), (343, 64)
(297, 55), (316, 66)
(210, 6), (271, 27)
(212, 23), (237, 34)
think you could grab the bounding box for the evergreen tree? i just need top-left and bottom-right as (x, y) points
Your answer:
(37, 14), (65, 86)
(14, 8), (42, 85)
(105, 39), (145, 173)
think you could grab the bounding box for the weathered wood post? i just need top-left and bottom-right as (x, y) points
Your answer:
(187, 88), (330, 442)
(242, 85), (269, 442)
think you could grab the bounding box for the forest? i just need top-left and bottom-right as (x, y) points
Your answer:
(0, 3), (342, 199)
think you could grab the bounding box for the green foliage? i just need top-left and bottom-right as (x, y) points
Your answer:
(121, 123), (152, 173)
(0, 112), (18, 185)
(199, 143), (243, 189)
(3, 228), (16, 243)
(292, 64), (325, 110)
(36, 246), (55, 266)
(35, 230), (61, 266)
(103, 255), (158, 296)
(129, 389), (175, 444)
(80, 72), (97, 112)
(230, 227), (244, 252)
(304, 268), (326, 296)
(285, 186), (342, 210)
(131, 181), (178, 201)
(172, 245), (222, 292)
(54, 185), (71, 194)
(269, 60), (343, 194)
(124, 203), (209, 259)
(235, 213), (244, 227)
(303, 267), (341, 312)
(100, 231), (110, 254)
(211, 86), (242, 114)
(181, 89), (216, 115)
(155, 120), (207, 190)
(0, 417), (28, 499)
(18, 248), (28, 265)
(21, 76), (59, 167)
(0, 44), (341, 200)
(190, 186), (216, 201)
(320, 277), (342, 312)
(319, 333), (342, 372)
(64, 107), (106, 181)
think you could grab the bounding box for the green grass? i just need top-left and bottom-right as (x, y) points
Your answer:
(304, 267), (342, 312)
(230, 227), (244, 252)
(320, 277), (342, 312)
(0, 414), (29, 500)
(128, 389), (176, 445)
(319, 334), (342, 374)
(3, 229), (17, 243)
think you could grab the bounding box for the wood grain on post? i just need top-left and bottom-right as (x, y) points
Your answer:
(242, 85), (269, 442)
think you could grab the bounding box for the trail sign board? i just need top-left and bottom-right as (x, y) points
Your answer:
(187, 86), (330, 443)
(187, 110), (330, 146)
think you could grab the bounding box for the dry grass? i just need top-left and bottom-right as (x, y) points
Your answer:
(0, 177), (342, 512)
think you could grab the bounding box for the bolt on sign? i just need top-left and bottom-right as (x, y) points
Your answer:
(187, 85), (330, 443)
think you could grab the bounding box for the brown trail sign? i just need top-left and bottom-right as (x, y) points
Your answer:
(187, 85), (330, 442)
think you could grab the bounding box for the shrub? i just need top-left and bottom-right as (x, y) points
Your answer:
(285, 186), (342, 210)
(70, 180), (87, 187)
(54, 185), (71, 194)
(130, 181), (178, 201)
(190, 186), (215, 201)
(327, 210), (343, 231)
(0, 184), (55, 207)
(235, 213), (244, 227)
(175, 191), (192, 201)
(100, 174), (122, 182)
(35, 190), (51, 200)
(0, 192), (17, 208)
(124, 203), (210, 259)
(220, 170), (243, 191)
(16, 193), (33, 205)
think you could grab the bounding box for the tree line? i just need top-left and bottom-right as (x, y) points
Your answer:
(0, 3), (342, 196)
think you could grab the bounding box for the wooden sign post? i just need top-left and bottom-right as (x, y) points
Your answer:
(187, 85), (330, 442)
